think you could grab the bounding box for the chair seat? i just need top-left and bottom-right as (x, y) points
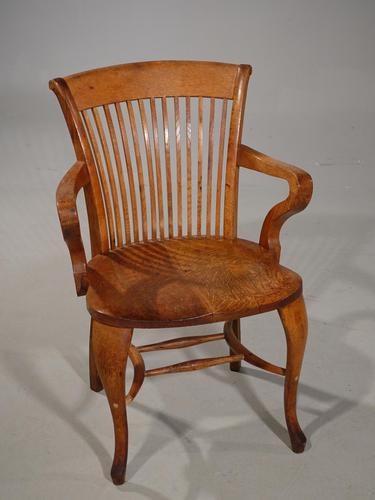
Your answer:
(86, 238), (302, 328)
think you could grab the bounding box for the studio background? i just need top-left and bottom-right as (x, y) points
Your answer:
(1, 1), (374, 499)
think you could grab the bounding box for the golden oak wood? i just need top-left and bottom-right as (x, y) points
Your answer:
(91, 322), (132, 484)
(64, 61), (241, 109)
(126, 345), (145, 404)
(279, 295), (308, 452)
(238, 145), (313, 261)
(86, 238), (302, 328)
(145, 354), (244, 377)
(137, 333), (225, 352)
(224, 321), (286, 376)
(51, 60), (313, 485)
(229, 318), (242, 372)
(56, 161), (89, 296)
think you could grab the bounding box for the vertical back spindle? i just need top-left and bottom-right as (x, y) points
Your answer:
(197, 96), (203, 236)
(126, 101), (148, 241)
(206, 98), (215, 236)
(174, 97), (183, 237)
(103, 104), (131, 244)
(115, 102), (139, 242)
(93, 107), (123, 247)
(186, 96), (192, 237)
(215, 99), (228, 237)
(82, 109), (116, 248)
(138, 100), (157, 240)
(162, 97), (173, 238)
(150, 98), (165, 239)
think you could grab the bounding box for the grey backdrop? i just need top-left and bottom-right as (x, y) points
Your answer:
(1, 1), (375, 499)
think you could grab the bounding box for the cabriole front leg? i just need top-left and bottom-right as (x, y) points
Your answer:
(278, 295), (308, 453)
(91, 320), (133, 485)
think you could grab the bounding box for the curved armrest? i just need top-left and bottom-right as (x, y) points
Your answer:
(56, 161), (90, 296)
(238, 144), (313, 261)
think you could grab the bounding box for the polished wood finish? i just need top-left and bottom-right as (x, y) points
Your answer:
(145, 354), (244, 377)
(229, 318), (242, 372)
(238, 145), (313, 261)
(86, 238), (302, 328)
(51, 60), (313, 485)
(91, 321), (132, 485)
(215, 99), (228, 237)
(224, 321), (285, 376)
(53, 62), (250, 248)
(56, 161), (89, 296)
(137, 333), (225, 353)
(64, 61), (240, 109)
(89, 319), (103, 392)
(126, 345), (145, 405)
(279, 295), (308, 453)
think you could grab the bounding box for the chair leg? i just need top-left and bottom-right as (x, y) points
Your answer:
(229, 319), (242, 372)
(91, 320), (133, 485)
(89, 319), (103, 392)
(278, 295), (308, 453)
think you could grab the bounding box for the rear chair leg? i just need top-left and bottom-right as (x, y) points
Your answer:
(92, 320), (133, 485)
(229, 319), (242, 372)
(89, 319), (103, 392)
(278, 295), (308, 453)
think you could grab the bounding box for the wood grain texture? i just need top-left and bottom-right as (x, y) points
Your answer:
(206, 98), (215, 235)
(162, 96), (173, 237)
(89, 318), (103, 391)
(64, 60), (241, 109)
(52, 62), (252, 246)
(197, 96), (203, 235)
(86, 238), (302, 328)
(137, 333), (225, 352)
(278, 295), (308, 453)
(186, 96), (192, 236)
(126, 345), (145, 404)
(93, 107), (123, 246)
(91, 321), (133, 485)
(104, 104), (131, 244)
(115, 102), (140, 242)
(50, 77), (108, 255)
(215, 99), (228, 237)
(238, 145), (313, 261)
(174, 96), (183, 237)
(138, 99), (157, 240)
(127, 101), (148, 241)
(150, 97), (165, 239)
(223, 65), (251, 238)
(145, 354), (244, 377)
(229, 318), (241, 372)
(83, 109), (117, 248)
(56, 161), (89, 295)
(224, 320), (285, 376)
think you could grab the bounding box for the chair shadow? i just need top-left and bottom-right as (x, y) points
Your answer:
(0, 349), (113, 481)
(204, 360), (358, 452)
(116, 340), (364, 500)
(3, 212), (375, 498)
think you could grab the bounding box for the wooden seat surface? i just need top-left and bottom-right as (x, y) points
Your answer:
(86, 238), (302, 328)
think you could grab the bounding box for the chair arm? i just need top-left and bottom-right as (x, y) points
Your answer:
(56, 161), (90, 296)
(238, 144), (313, 261)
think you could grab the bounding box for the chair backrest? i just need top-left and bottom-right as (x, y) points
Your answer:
(50, 61), (251, 254)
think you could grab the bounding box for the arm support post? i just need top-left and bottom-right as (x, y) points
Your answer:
(56, 161), (90, 295)
(238, 145), (313, 261)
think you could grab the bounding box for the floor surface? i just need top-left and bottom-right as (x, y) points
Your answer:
(1, 118), (375, 499)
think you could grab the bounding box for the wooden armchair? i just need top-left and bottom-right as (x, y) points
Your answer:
(50, 61), (313, 485)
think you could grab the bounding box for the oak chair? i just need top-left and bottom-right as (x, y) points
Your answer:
(50, 60), (313, 485)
